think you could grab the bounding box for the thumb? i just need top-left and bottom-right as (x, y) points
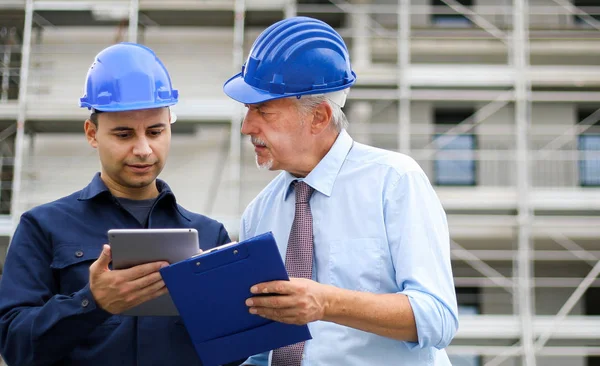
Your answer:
(96, 244), (112, 269)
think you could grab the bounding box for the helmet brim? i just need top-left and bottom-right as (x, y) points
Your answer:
(90, 104), (177, 124)
(223, 72), (356, 105)
(223, 73), (291, 105)
(88, 100), (177, 113)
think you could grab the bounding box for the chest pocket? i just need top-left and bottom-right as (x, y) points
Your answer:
(50, 243), (121, 325)
(50, 243), (103, 297)
(328, 238), (385, 293)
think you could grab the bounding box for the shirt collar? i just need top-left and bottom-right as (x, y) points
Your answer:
(78, 172), (174, 200)
(77, 173), (190, 220)
(283, 129), (353, 201)
(78, 173), (111, 200)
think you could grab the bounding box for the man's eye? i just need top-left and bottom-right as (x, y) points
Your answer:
(116, 133), (131, 138)
(148, 130), (163, 136)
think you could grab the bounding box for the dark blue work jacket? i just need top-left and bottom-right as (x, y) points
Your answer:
(0, 173), (233, 366)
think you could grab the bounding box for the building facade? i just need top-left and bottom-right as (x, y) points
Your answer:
(0, 1), (599, 365)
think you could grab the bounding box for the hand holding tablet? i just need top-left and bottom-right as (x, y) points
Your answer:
(106, 228), (201, 316)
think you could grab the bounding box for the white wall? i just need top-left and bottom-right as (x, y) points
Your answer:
(22, 133), (99, 208)
(27, 27), (240, 121)
(476, 103), (515, 187)
(346, 100), (434, 176)
(28, 28), (116, 120)
(345, 99), (581, 189)
(530, 103), (578, 188)
(26, 25), (600, 124)
(480, 356), (585, 366)
(480, 286), (586, 317)
(476, 102), (578, 188)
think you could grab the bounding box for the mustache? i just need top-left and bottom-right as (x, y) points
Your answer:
(251, 136), (267, 147)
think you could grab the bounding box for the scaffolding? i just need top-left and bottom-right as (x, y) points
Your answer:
(0, 1), (599, 365)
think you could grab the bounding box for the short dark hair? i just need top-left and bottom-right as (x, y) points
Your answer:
(89, 110), (103, 126)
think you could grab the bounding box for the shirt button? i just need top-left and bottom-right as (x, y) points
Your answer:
(81, 298), (90, 307)
(75, 250), (84, 258)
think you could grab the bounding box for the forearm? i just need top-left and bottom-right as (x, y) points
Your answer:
(323, 287), (417, 342)
(0, 284), (111, 366)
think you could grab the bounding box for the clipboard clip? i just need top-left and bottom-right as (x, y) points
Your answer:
(191, 243), (249, 273)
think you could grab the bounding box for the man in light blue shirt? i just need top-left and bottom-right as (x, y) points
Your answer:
(223, 16), (458, 366)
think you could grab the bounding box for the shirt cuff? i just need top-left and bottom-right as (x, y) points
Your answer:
(402, 290), (457, 350)
(75, 283), (113, 324)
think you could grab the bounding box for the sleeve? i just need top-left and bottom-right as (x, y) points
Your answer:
(385, 170), (459, 349)
(239, 214), (248, 242)
(217, 223), (232, 246)
(0, 213), (111, 366)
(239, 202), (255, 243)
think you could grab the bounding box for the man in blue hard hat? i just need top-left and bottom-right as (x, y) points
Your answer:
(224, 17), (458, 366)
(0, 43), (238, 366)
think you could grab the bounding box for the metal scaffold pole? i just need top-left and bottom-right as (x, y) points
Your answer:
(128, 0), (139, 43)
(230, 0), (245, 219)
(10, 0), (34, 233)
(285, 0), (297, 18)
(513, 0), (535, 364)
(397, 0), (411, 155)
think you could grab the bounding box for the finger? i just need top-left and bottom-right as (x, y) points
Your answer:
(90, 245), (112, 273)
(136, 278), (166, 298)
(246, 295), (295, 309)
(121, 261), (169, 281)
(127, 279), (167, 307)
(252, 309), (306, 326)
(249, 307), (298, 321)
(128, 284), (169, 311)
(128, 271), (164, 291)
(250, 281), (292, 295)
(253, 312), (299, 325)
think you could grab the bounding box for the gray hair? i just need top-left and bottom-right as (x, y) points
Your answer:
(294, 94), (348, 132)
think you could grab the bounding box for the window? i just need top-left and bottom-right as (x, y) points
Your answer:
(573, 0), (600, 28)
(433, 109), (477, 186)
(449, 349), (481, 366)
(431, 0), (473, 27)
(586, 288), (600, 365)
(578, 108), (600, 187)
(449, 288), (481, 366)
(0, 26), (20, 101)
(457, 287), (480, 315)
(0, 137), (14, 214)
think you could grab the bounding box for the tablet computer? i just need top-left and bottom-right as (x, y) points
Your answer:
(108, 228), (200, 316)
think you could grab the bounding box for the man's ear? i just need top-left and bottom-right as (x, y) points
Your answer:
(84, 120), (98, 148)
(310, 102), (333, 135)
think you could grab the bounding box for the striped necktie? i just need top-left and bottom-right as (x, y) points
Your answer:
(271, 181), (315, 366)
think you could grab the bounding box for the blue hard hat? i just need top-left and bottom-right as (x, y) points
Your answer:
(80, 42), (179, 112)
(223, 16), (356, 104)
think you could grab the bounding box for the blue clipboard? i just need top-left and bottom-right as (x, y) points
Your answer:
(159, 232), (312, 366)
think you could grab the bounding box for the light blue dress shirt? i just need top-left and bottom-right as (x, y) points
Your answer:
(240, 130), (458, 366)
